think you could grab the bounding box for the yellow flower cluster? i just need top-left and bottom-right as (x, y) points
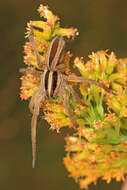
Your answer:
(20, 4), (127, 189)
(64, 52), (127, 188)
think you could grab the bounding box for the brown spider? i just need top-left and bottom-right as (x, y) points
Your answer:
(26, 24), (116, 168)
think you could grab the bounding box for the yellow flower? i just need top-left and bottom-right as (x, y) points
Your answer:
(37, 4), (59, 28)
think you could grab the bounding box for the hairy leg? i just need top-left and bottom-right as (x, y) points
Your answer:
(29, 87), (45, 168)
(31, 113), (38, 168)
(55, 64), (66, 73)
(29, 87), (42, 113)
(121, 176), (127, 190)
(66, 85), (88, 107)
(28, 24), (43, 68)
(19, 68), (41, 78)
(62, 89), (79, 128)
(66, 75), (117, 95)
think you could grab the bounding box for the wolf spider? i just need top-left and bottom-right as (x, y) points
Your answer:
(25, 24), (116, 168)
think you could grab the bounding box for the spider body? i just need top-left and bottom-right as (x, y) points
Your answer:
(26, 24), (116, 168)
(43, 70), (62, 99)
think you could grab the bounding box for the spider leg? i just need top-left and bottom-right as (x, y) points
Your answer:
(31, 113), (38, 168)
(62, 89), (79, 128)
(28, 24), (43, 68)
(29, 87), (42, 114)
(55, 64), (66, 73)
(66, 85), (88, 107)
(19, 68), (41, 78)
(121, 176), (127, 190)
(29, 87), (45, 168)
(66, 76), (117, 95)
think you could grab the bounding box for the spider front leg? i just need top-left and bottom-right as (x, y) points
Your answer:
(19, 67), (41, 78)
(66, 75), (117, 95)
(28, 23), (43, 68)
(62, 89), (79, 128)
(29, 86), (46, 168)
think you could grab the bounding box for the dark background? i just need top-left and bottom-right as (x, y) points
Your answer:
(1, 0), (127, 189)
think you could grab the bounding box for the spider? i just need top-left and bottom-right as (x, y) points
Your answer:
(25, 24), (116, 168)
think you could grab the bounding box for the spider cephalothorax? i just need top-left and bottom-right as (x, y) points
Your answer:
(24, 24), (116, 168)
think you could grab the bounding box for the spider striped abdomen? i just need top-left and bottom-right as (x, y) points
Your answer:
(44, 70), (58, 99)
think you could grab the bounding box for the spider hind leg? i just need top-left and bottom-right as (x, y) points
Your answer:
(29, 87), (45, 168)
(63, 89), (79, 128)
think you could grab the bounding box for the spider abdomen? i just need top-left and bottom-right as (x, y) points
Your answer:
(46, 35), (65, 70)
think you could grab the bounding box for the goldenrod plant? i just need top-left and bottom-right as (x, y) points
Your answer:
(20, 4), (127, 189)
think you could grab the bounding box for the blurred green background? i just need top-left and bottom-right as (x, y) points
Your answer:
(1, 0), (127, 189)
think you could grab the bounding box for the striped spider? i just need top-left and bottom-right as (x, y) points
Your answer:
(26, 24), (116, 168)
